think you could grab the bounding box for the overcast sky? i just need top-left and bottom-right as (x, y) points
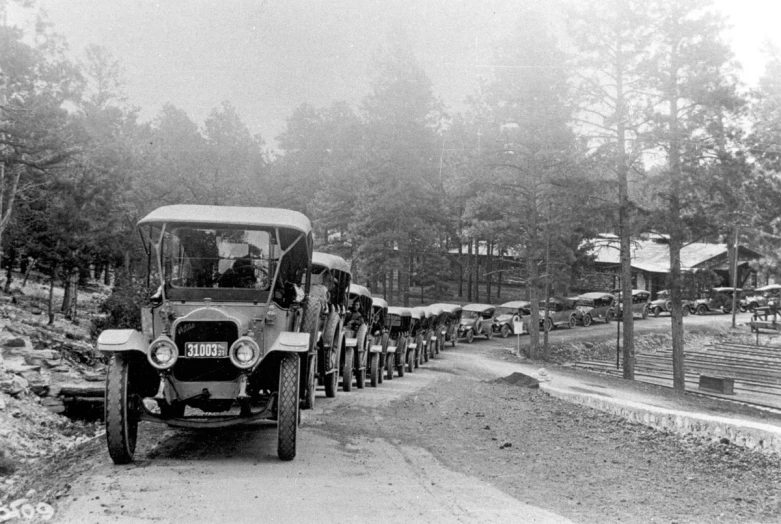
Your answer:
(11, 0), (781, 146)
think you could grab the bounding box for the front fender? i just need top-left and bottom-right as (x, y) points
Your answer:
(268, 332), (310, 353)
(96, 329), (148, 353)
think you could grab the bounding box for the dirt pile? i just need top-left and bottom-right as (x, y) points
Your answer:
(0, 280), (109, 502)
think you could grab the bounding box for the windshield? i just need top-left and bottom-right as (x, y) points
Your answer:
(462, 311), (479, 320)
(497, 307), (518, 316)
(163, 227), (273, 289)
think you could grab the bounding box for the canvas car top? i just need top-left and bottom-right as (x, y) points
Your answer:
(313, 251), (351, 274)
(371, 296), (389, 309)
(410, 307), (426, 319)
(426, 304), (444, 316)
(755, 284), (781, 292)
(462, 303), (494, 312)
(349, 283), (372, 299)
(429, 303), (462, 314)
(578, 292), (613, 301)
(387, 306), (411, 317)
(138, 204), (312, 234)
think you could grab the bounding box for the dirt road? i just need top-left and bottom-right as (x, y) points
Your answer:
(36, 311), (781, 523)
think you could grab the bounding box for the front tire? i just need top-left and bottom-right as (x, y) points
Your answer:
(105, 353), (139, 465)
(582, 314), (592, 327)
(501, 325), (511, 338)
(342, 346), (354, 392)
(465, 330), (474, 344)
(641, 306), (649, 319)
(300, 299), (321, 410)
(568, 314), (577, 329)
(355, 325), (368, 389)
(277, 353), (300, 461)
(386, 352), (394, 380)
(369, 352), (379, 388)
(696, 304), (707, 315)
(322, 314), (341, 399)
(397, 341), (406, 378)
(406, 346), (415, 373)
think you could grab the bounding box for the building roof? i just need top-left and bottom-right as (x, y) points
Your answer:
(587, 237), (762, 274)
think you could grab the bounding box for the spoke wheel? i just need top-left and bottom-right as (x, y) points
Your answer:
(582, 314), (592, 327)
(406, 346), (415, 373)
(466, 330), (474, 344)
(397, 341), (405, 378)
(277, 353), (300, 461)
(322, 313), (341, 398)
(386, 352), (394, 380)
(342, 346), (353, 392)
(356, 325), (368, 389)
(369, 352), (379, 388)
(568, 314), (577, 329)
(105, 353), (139, 465)
(653, 307), (661, 318)
(501, 325), (511, 338)
(300, 299), (321, 410)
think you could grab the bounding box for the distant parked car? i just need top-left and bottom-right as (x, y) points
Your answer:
(649, 289), (691, 317)
(575, 292), (615, 325)
(743, 284), (781, 312)
(539, 297), (579, 329)
(614, 289), (650, 320)
(693, 287), (743, 315)
(459, 304), (496, 343)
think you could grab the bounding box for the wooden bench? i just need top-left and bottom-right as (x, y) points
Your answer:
(698, 375), (735, 395)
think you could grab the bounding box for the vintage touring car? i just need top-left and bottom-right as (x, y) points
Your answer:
(97, 205), (319, 464)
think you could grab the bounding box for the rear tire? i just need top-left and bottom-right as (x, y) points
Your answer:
(322, 314), (341, 399)
(303, 353), (316, 410)
(407, 346), (415, 373)
(543, 318), (553, 332)
(682, 305), (690, 316)
(277, 353), (300, 461)
(397, 341), (406, 378)
(386, 352), (394, 380)
(342, 346), (353, 392)
(642, 306), (649, 319)
(369, 352), (379, 388)
(355, 325), (368, 389)
(653, 306), (661, 318)
(300, 298), (321, 410)
(105, 353), (138, 465)
(605, 310), (613, 324)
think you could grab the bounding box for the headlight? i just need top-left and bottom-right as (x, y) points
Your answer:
(266, 305), (277, 324)
(229, 337), (261, 369)
(148, 336), (178, 370)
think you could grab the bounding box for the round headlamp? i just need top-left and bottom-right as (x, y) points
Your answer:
(229, 337), (261, 369)
(148, 336), (178, 370)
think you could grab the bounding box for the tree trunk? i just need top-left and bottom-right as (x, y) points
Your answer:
(667, 38), (686, 392)
(486, 241), (493, 303)
(474, 238), (480, 302)
(497, 248), (502, 299)
(458, 239), (463, 298)
(22, 258), (34, 288)
(615, 38), (635, 381)
(63, 269), (79, 321)
(3, 258), (12, 294)
(48, 267), (57, 326)
(467, 240), (473, 301)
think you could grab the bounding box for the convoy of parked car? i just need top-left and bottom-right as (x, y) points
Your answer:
(95, 203), (757, 466)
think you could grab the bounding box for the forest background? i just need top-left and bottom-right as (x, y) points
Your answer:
(3, 0), (781, 377)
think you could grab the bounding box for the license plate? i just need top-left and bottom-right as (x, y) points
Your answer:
(184, 342), (228, 358)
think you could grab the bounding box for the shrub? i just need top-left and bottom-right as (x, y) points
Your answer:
(90, 282), (147, 338)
